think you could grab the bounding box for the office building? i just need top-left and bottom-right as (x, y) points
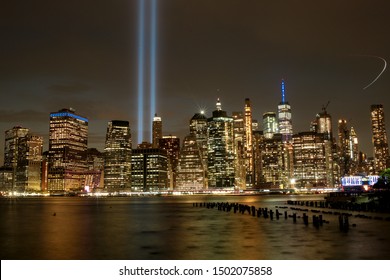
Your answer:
(263, 112), (278, 139)
(152, 114), (162, 148)
(207, 98), (235, 189)
(244, 98), (254, 187)
(371, 104), (389, 172)
(104, 120), (132, 190)
(3, 126), (43, 192)
(159, 135), (180, 189)
(48, 108), (88, 192)
(176, 135), (205, 191)
(131, 146), (168, 192)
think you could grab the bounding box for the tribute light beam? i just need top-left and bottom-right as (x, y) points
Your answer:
(150, 0), (157, 141)
(137, 0), (145, 144)
(362, 55), (387, 90)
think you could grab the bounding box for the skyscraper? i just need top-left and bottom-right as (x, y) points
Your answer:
(131, 147), (168, 192)
(159, 135), (180, 189)
(3, 126), (43, 192)
(277, 80), (293, 143)
(263, 112), (278, 139)
(189, 111), (208, 181)
(244, 98), (254, 187)
(207, 98), (235, 189)
(292, 132), (328, 188)
(338, 119), (351, 175)
(315, 106), (332, 140)
(104, 120), (132, 190)
(232, 111), (246, 189)
(152, 114), (162, 148)
(371, 104), (389, 172)
(176, 135), (205, 191)
(48, 108), (88, 192)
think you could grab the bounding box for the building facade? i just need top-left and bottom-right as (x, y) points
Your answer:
(207, 99), (235, 189)
(3, 126), (43, 192)
(104, 120), (132, 190)
(371, 104), (389, 173)
(131, 147), (168, 192)
(48, 108), (88, 192)
(159, 135), (180, 189)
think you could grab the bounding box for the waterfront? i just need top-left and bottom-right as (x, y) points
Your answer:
(1, 194), (390, 260)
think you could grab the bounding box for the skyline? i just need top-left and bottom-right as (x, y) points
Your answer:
(1, 0), (390, 163)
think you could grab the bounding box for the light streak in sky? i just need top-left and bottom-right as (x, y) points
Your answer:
(150, 0), (157, 140)
(137, 0), (145, 144)
(137, 0), (158, 144)
(363, 56), (387, 90)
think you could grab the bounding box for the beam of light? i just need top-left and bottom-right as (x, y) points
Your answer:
(137, 0), (145, 144)
(149, 0), (157, 142)
(362, 56), (387, 90)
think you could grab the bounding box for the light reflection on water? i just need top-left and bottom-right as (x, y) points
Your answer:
(1, 195), (390, 260)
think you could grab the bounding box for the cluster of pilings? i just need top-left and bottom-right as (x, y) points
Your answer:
(192, 202), (333, 228)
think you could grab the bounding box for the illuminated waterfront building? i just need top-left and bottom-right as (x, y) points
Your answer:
(85, 148), (104, 190)
(0, 167), (13, 191)
(207, 98), (235, 189)
(263, 112), (278, 139)
(3, 126), (43, 192)
(152, 114), (162, 148)
(189, 112), (208, 182)
(131, 146), (168, 192)
(48, 108), (88, 192)
(315, 106), (332, 140)
(176, 135), (205, 191)
(338, 119), (351, 175)
(253, 130), (263, 187)
(371, 104), (389, 172)
(244, 98), (254, 187)
(104, 120), (132, 190)
(292, 132), (332, 188)
(232, 111), (246, 189)
(277, 80), (293, 143)
(159, 135), (180, 189)
(259, 134), (289, 188)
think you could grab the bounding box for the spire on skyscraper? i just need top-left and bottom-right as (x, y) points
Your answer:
(216, 98), (222, 111)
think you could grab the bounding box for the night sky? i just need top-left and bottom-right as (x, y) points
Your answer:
(1, 0), (390, 164)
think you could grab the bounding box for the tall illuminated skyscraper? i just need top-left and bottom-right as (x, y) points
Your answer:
(315, 106), (332, 140)
(176, 135), (205, 191)
(152, 114), (162, 148)
(244, 98), (254, 187)
(338, 119), (351, 175)
(263, 112), (278, 139)
(159, 135), (180, 189)
(189, 111), (208, 172)
(104, 120), (132, 190)
(232, 111), (246, 189)
(48, 108), (88, 192)
(277, 80), (293, 143)
(371, 104), (389, 172)
(3, 126), (43, 192)
(207, 98), (235, 189)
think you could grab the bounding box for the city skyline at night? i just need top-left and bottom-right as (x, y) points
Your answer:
(1, 0), (390, 164)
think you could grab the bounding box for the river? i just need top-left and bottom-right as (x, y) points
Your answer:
(1, 194), (389, 259)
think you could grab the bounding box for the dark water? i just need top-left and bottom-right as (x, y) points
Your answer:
(1, 194), (390, 260)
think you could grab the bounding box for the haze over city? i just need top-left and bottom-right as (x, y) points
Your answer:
(1, 0), (390, 164)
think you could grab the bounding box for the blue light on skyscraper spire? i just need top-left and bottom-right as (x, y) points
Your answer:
(281, 79), (286, 104)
